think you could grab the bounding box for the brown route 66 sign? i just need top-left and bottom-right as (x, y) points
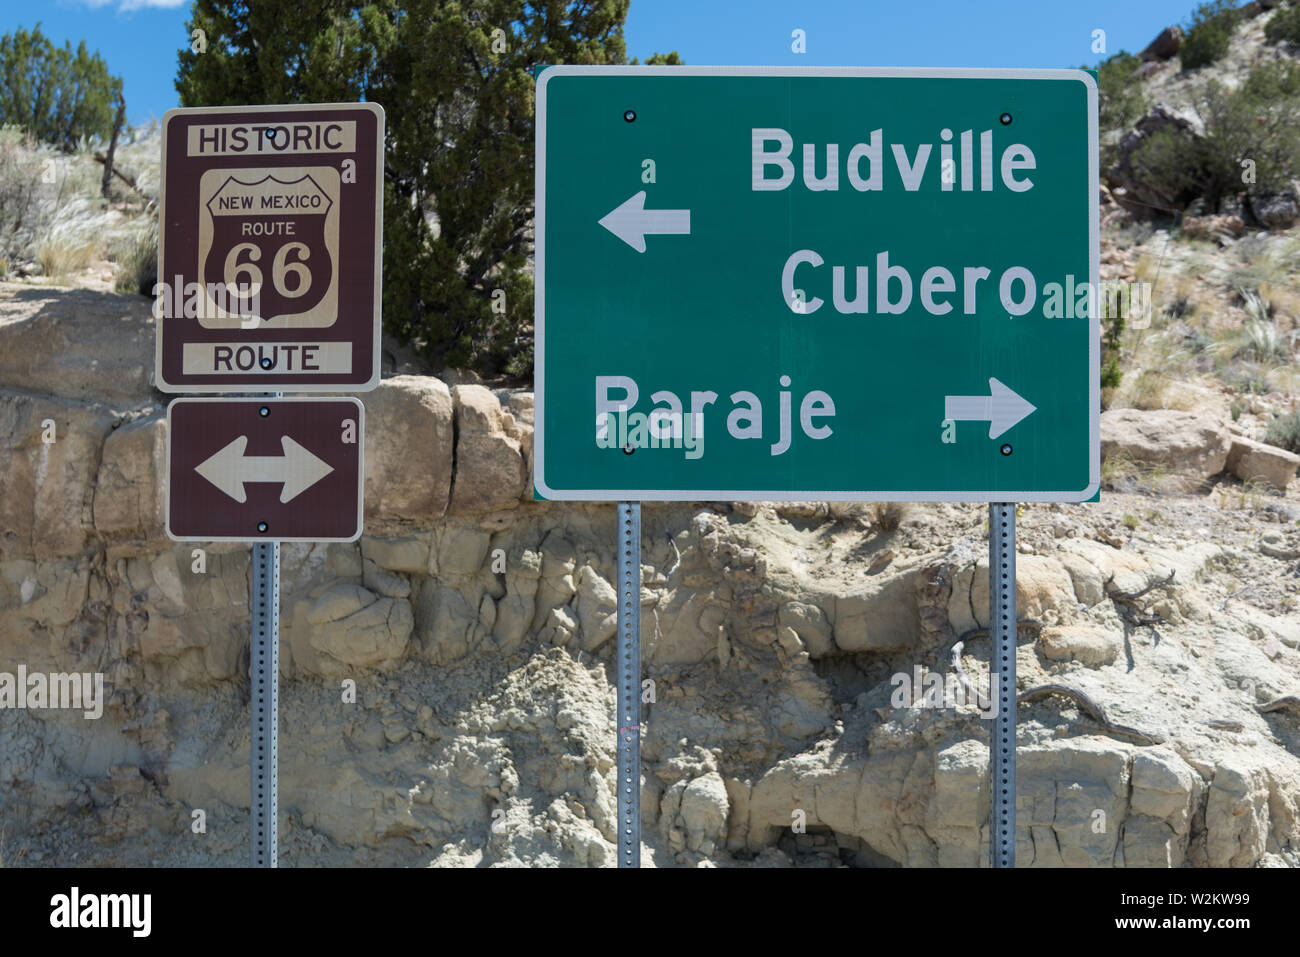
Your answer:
(156, 103), (384, 392)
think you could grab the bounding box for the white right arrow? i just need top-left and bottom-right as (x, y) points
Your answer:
(598, 190), (691, 252)
(195, 435), (334, 503)
(944, 377), (1037, 439)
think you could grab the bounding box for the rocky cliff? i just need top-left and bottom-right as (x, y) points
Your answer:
(2, 283), (1299, 867)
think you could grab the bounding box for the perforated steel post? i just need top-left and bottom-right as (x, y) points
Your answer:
(250, 540), (279, 867)
(989, 503), (1017, 868)
(616, 503), (641, 868)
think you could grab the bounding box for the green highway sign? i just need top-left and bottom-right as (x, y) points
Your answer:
(535, 67), (1099, 502)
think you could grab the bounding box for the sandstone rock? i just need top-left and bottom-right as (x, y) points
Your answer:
(1018, 740), (1131, 867)
(677, 772), (730, 855)
(575, 565), (618, 651)
(134, 547), (250, 684)
(362, 560), (411, 599)
(1130, 749), (1196, 833)
(363, 375), (453, 527)
(359, 534), (430, 574)
(1139, 24), (1183, 60)
(412, 581), (481, 665)
(93, 412), (165, 540)
(0, 557), (91, 630)
(433, 525), (493, 576)
(288, 582), (413, 676)
(1226, 435), (1299, 492)
(779, 600), (834, 657)
(947, 554), (1078, 634)
(1100, 408), (1231, 479)
(834, 571), (918, 651)
(1122, 818), (1181, 867)
(1037, 624), (1121, 667)
(0, 391), (115, 560)
(0, 286), (155, 404)
(1206, 762), (1269, 867)
(930, 740), (987, 865)
(450, 385), (527, 514)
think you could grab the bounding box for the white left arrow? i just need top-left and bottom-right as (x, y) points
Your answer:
(598, 190), (691, 252)
(944, 377), (1037, 439)
(195, 435), (334, 504)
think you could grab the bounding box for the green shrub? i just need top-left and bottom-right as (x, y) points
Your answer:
(1095, 51), (1147, 131)
(1100, 270), (1126, 390)
(1264, 2), (1300, 45)
(1127, 59), (1300, 213)
(176, 0), (639, 376)
(0, 26), (122, 151)
(1181, 1), (1242, 70)
(1265, 409), (1300, 452)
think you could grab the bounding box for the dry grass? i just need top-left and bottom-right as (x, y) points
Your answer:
(870, 501), (909, 531)
(1101, 452), (1186, 495)
(34, 199), (130, 281)
(113, 218), (158, 295)
(1, 124), (158, 284)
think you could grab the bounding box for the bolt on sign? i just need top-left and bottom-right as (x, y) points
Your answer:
(155, 103), (384, 392)
(166, 398), (364, 542)
(534, 67), (1099, 502)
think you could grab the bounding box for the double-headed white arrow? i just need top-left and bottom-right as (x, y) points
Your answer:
(195, 435), (334, 504)
(944, 378), (1037, 439)
(598, 190), (691, 252)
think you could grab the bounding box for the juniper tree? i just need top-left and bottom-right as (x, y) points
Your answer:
(177, 0), (643, 374)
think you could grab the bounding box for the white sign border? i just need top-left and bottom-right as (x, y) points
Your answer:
(164, 396), (366, 543)
(534, 65), (1100, 503)
(155, 102), (385, 394)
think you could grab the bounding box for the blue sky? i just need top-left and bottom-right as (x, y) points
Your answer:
(4, 0), (1201, 126)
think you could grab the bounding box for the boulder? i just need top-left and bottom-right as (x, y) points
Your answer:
(1037, 624), (1121, 668)
(1250, 183), (1300, 230)
(1139, 25), (1184, 61)
(93, 412), (166, 540)
(449, 385), (526, 514)
(575, 565), (618, 651)
(286, 581), (414, 676)
(0, 391), (115, 560)
(0, 286), (156, 405)
(1107, 106), (1204, 214)
(1100, 408), (1231, 479)
(677, 772), (730, 855)
(1226, 436), (1299, 492)
(362, 375), (454, 528)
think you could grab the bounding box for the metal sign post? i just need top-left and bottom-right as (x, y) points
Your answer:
(616, 503), (641, 867)
(157, 104), (383, 869)
(250, 540), (280, 867)
(989, 503), (1017, 868)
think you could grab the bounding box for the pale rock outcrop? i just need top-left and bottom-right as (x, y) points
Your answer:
(93, 412), (166, 541)
(0, 287), (156, 404)
(450, 385), (526, 514)
(1100, 408), (1231, 480)
(286, 581), (414, 676)
(0, 390), (116, 560)
(1038, 623), (1122, 667)
(1225, 435), (1299, 492)
(362, 375), (454, 527)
